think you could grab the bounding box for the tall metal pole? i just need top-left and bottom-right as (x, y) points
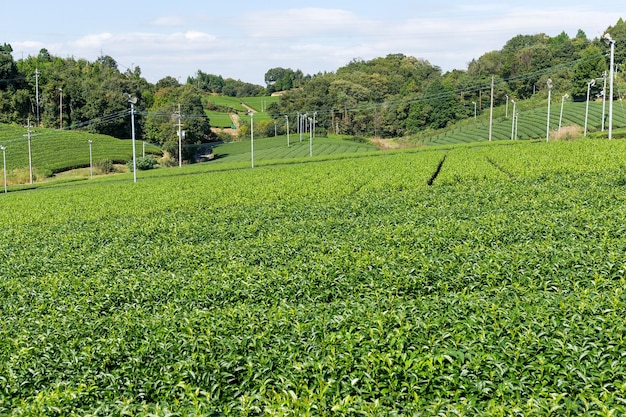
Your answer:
(35, 69), (40, 125)
(584, 79), (595, 137)
(601, 71), (607, 131)
(88, 140), (93, 179)
(558, 94), (568, 135)
(296, 112), (300, 140)
(309, 117), (313, 157)
(131, 101), (136, 183)
(177, 104), (182, 167)
(505, 95), (509, 119)
(0, 145), (6, 193)
(489, 76), (494, 142)
(26, 120), (33, 184)
(285, 115), (290, 147)
(59, 88), (63, 129)
(472, 101), (476, 120)
(250, 112), (254, 168)
(546, 79), (552, 142)
(510, 100), (516, 140)
(606, 34), (615, 139)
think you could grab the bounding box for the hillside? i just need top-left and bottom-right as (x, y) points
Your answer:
(418, 98), (626, 145)
(0, 124), (161, 183)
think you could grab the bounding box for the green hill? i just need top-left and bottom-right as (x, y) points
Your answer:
(419, 99), (626, 145)
(0, 124), (161, 180)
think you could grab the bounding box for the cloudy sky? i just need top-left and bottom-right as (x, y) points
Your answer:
(3, 1), (623, 85)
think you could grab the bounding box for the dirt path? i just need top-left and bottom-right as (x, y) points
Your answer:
(230, 113), (241, 128)
(210, 113), (240, 138)
(240, 102), (256, 113)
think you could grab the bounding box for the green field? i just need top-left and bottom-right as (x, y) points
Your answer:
(422, 100), (626, 145)
(212, 135), (378, 163)
(2, 139), (626, 415)
(0, 125), (161, 178)
(204, 95), (281, 128)
(206, 112), (236, 129)
(204, 96), (279, 114)
(240, 96), (281, 112)
(204, 95), (249, 112)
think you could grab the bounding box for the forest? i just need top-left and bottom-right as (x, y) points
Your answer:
(0, 19), (625, 146)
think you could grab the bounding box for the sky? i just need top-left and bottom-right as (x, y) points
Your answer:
(2, 1), (623, 86)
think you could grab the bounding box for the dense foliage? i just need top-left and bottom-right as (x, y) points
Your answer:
(187, 71), (266, 97)
(1, 139), (626, 415)
(270, 20), (626, 138)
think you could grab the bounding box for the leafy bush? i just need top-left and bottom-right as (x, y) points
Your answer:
(126, 156), (158, 171)
(94, 159), (115, 174)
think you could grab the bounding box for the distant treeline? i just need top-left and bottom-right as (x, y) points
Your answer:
(1, 18), (624, 143)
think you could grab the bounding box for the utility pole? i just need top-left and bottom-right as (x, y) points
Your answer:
(309, 117), (313, 157)
(176, 104), (183, 167)
(25, 119), (34, 184)
(0, 145), (6, 193)
(505, 95), (509, 119)
(126, 94), (138, 183)
(58, 88), (63, 129)
(605, 33), (615, 139)
(88, 140), (93, 179)
(601, 71), (607, 131)
(510, 100), (516, 140)
(249, 112), (254, 168)
(35, 69), (41, 125)
(296, 112), (300, 140)
(489, 76), (494, 142)
(546, 79), (552, 142)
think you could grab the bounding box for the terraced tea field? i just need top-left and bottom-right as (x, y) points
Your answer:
(0, 125), (160, 178)
(1, 139), (626, 415)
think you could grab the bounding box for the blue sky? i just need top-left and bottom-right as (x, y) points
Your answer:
(2, 1), (623, 85)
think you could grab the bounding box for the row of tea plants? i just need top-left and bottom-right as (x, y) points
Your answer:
(1, 139), (626, 415)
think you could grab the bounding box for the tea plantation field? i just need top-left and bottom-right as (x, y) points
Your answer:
(1, 139), (626, 415)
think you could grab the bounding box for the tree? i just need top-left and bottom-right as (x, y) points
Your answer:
(571, 44), (606, 101)
(96, 55), (118, 70)
(407, 79), (460, 133)
(0, 43), (18, 92)
(156, 76), (180, 90)
(264, 67), (298, 93)
(144, 85), (212, 163)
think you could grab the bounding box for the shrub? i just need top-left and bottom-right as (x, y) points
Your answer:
(94, 159), (115, 174)
(127, 156), (158, 171)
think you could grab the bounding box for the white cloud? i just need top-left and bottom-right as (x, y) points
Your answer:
(6, 5), (623, 84)
(150, 16), (186, 27)
(71, 33), (114, 49)
(243, 8), (368, 38)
